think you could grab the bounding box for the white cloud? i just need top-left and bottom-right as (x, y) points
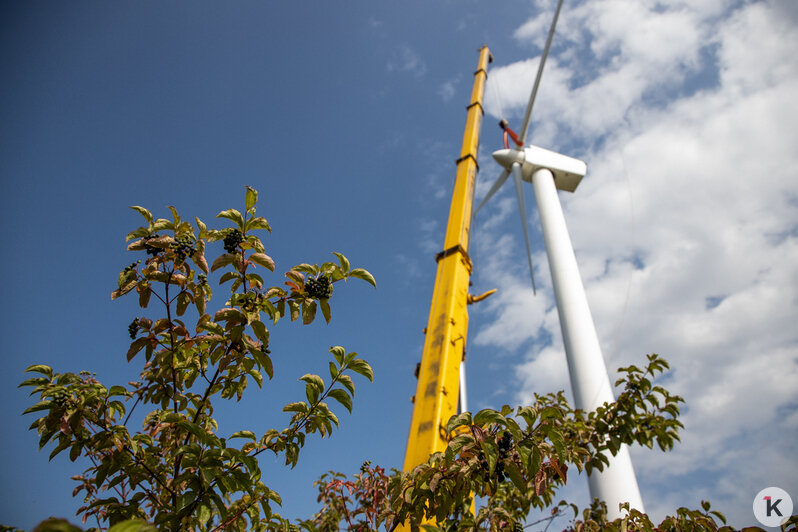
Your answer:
(438, 76), (460, 102)
(386, 45), (427, 78)
(473, 0), (798, 526)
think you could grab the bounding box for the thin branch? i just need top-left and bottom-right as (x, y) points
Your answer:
(209, 495), (262, 532)
(149, 286), (167, 306)
(252, 368), (346, 459)
(122, 392), (143, 426)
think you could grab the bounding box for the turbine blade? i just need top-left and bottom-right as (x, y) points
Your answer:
(518, 0), (565, 145)
(473, 169), (510, 216)
(511, 163), (537, 294)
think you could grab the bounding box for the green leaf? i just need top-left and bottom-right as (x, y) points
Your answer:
(195, 216), (207, 236)
(108, 385), (128, 397)
(191, 252), (209, 275)
(329, 346), (346, 365)
(347, 358), (374, 382)
(249, 368), (263, 388)
(167, 205), (181, 227)
(319, 299), (331, 324)
(549, 428), (566, 460)
(348, 268), (376, 288)
(250, 347), (273, 379)
(138, 284), (152, 308)
(23, 400), (53, 415)
(213, 308), (246, 324)
(517, 406), (537, 428)
(24, 364), (53, 379)
(211, 253), (238, 273)
(130, 206), (153, 224)
(218, 271), (239, 285)
(111, 280), (137, 300)
(18, 377), (49, 388)
(250, 320), (270, 345)
(300, 374), (325, 393)
(337, 374), (355, 395)
(217, 208), (245, 229)
(176, 291), (191, 316)
(127, 239), (147, 251)
(247, 235), (266, 253)
(245, 186), (258, 212)
(48, 439), (71, 461)
(302, 300), (317, 325)
(245, 272), (264, 289)
(283, 402), (308, 414)
(142, 270), (171, 283)
(446, 412), (473, 435)
(126, 337), (149, 361)
(151, 218), (172, 232)
(288, 300), (300, 322)
(108, 519), (158, 532)
(530, 446), (542, 474)
(249, 253), (275, 271)
(328, 388), (353, 413)
(125, 226), (151, 242)
(247, 216), (271, 232)
(320, 402), (339, 428)
(285, 270), (305, 287)
(34, 519), (86, 532)
(230, 430), (256, 441)
(69, 442), (83, 461)
(293, 263), (317, 274)
(332, 252), (350, 274)
(179, 421), (209, 444)
(505, 460), (527, 491)
(197, 316), (223, 335)
(473, 408), (504, 427)
(144, 235), (173, 249)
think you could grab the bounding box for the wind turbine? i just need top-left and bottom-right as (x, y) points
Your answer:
(473, 0), (645, 519)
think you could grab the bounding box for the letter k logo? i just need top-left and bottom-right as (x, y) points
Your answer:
(765, 495), (783, 517)
(754, 487), (792, 527)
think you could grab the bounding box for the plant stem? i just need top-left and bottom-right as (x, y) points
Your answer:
(162, 267), (181, 524)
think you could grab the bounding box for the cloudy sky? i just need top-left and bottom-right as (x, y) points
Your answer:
(1, 1), (796, 529)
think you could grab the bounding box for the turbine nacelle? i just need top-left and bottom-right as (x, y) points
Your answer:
(492, 146), (587, 193)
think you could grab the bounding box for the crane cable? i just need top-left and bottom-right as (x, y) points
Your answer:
(586, 147), (638, 410)
(608, 148), (637, 366)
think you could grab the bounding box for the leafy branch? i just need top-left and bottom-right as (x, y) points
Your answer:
(19, 187), (376, 531)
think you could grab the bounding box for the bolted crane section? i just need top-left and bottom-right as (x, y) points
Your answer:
(401, 46), (492, 476)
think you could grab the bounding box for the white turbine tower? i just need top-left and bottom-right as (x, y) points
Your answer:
(474, 0), (645, 519)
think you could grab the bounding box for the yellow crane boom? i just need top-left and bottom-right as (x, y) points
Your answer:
(402, 45), (491, 475)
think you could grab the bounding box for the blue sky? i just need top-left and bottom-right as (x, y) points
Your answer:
(2, 1), (797, 529)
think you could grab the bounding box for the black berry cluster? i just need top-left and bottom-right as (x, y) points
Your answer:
(477, 430), (514, 484)
(128, 318), (139, 339)
(496, 430), (513, 483)
(477, 450), (489, 475)
(123, 261), (140, 273)
(170, 235), (196, 261)
(223, 229), (244, 254)
(305, 275), (333, 300)
(142, 235), (160, 256)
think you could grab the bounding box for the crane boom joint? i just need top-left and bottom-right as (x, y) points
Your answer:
(455, 153), (479, 170)
(435, 244), (472, 272)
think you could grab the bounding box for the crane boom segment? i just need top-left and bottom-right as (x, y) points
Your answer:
(401, 45), (491, 480)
